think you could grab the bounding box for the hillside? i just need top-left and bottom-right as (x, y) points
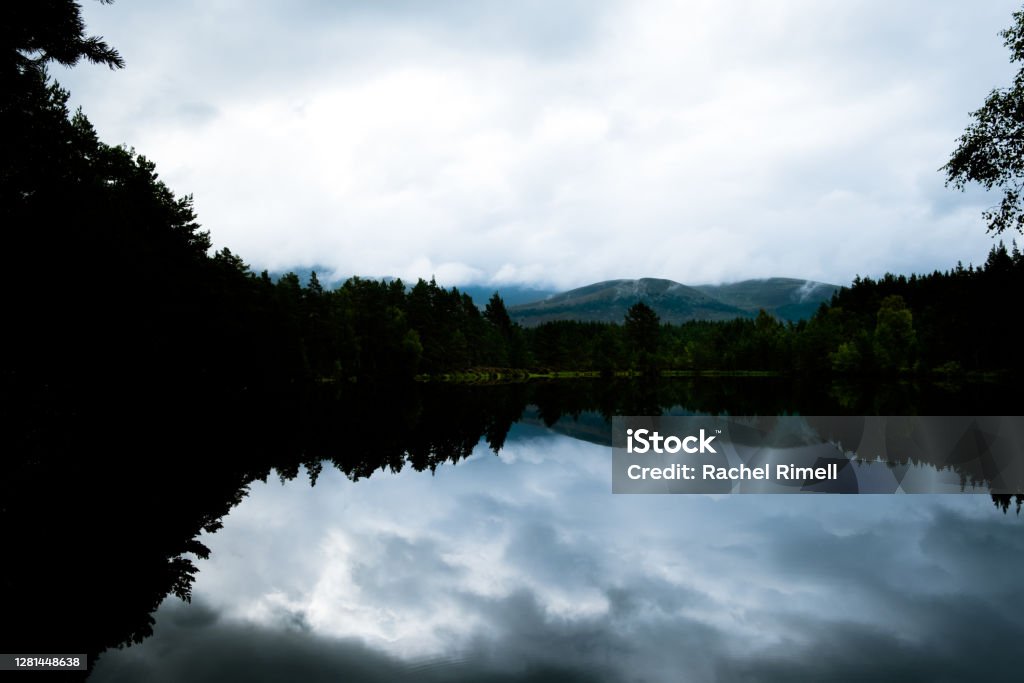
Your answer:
(508, 278), (753, 327)
(266, 269), (839, 324)
(509, 277), (839, 326)
(693, 278), (839, 322)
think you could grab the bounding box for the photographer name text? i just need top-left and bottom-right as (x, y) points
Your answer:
(624, 428), (839, 482)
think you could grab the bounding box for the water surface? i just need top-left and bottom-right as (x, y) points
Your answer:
(85, 381), (1024, 682)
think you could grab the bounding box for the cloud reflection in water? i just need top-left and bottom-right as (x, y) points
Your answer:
(90, 424), (1024, 682)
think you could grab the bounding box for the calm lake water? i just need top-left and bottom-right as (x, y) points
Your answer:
(83, 379), (1024, 682)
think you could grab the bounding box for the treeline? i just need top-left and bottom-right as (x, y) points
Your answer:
(246, 241), (1022, 379)
(209, 268), (531, 381)
(521, 242), (1022, 376)
(799, 246), (1021, 375)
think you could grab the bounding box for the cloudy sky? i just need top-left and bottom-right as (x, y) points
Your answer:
(60, 0), (1022, 289)
(90, 423), (1024, 682)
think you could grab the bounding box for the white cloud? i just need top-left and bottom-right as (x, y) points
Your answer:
(62, 0), (1023, 289)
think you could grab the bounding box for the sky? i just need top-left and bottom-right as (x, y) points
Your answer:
(59, 0), (1024, 290)
(89, 423), (1024, 682)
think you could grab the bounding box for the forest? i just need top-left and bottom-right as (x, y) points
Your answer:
(214, 242), (1023, 381)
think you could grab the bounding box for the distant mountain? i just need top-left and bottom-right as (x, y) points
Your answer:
(509, 277), (839, 326)
(265, 268), (838, 323)
(509, 278), (753, 327)
(693, 278), (839, 322)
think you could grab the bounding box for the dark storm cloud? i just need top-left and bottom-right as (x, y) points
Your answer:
(89, 598), (614, 683)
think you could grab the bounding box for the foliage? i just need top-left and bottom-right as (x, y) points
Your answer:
(4, 1), (124, 90)
(944, 5), (1024, 233)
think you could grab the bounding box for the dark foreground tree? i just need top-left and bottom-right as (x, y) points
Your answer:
(944, 5), (1024, 234)
(4, 1), (124, 90)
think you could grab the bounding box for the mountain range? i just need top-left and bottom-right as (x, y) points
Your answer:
(508, 277), (838, 326)
(267, 268), (839, 325)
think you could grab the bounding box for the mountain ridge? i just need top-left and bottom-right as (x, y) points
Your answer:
(264, 268), (840, 324)
(509, 277), (839, 326)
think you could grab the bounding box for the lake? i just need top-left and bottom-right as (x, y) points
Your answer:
(4, 378), (1023, 681)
